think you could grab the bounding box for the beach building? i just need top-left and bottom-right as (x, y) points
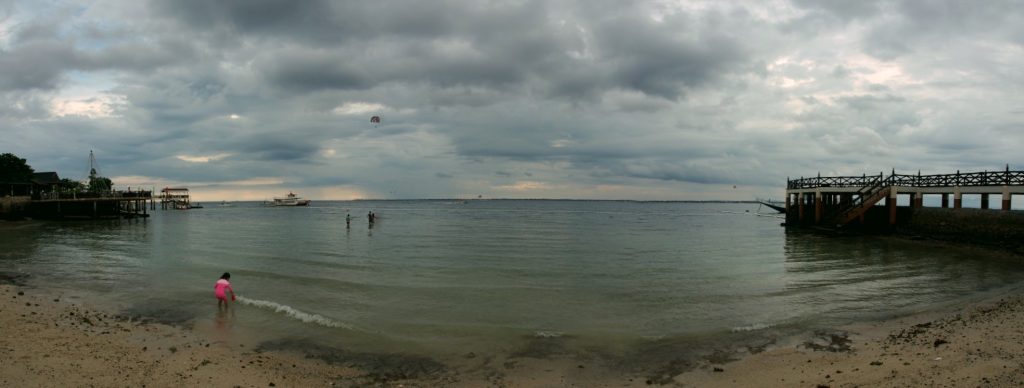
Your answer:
(0, 171), (59, 219)
(31, 172), (60, 199)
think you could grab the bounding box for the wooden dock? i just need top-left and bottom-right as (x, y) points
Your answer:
(785, 166), (1024, 230)
(29, 190), (154, 220)
(159, 187), (190, 210)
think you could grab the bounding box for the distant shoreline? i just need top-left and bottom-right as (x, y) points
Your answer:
(212, 198), (763, 203)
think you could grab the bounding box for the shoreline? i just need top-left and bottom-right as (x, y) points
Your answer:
(4, 280), (1024, 386)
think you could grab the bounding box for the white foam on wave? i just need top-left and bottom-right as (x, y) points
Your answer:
(236, 296), (353, 329)
(731, 323), (772, 332)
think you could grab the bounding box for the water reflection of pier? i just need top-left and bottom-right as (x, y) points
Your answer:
(785, 167), (1024, 229)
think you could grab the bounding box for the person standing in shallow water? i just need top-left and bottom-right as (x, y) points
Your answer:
(214, 272), (236, 310)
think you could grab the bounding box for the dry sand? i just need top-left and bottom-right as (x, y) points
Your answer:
(4, 281), (1024, 387)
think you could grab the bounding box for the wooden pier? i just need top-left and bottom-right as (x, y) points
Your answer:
(29, 190), (153, 220)
(785, 167), (1024, 230)
(159, 187), (190, 210)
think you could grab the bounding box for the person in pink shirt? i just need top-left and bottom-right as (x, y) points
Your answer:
(214, 272), (236, 310)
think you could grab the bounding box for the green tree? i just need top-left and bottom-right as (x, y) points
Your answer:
(0, 153), (34, 182)
(88, 176), (113, 193)
(59, 178), (86, 193)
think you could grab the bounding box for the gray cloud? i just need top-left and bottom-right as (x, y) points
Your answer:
(0, 0), (1021, 200)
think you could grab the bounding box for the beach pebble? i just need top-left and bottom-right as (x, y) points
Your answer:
(870, 361), (883, 366)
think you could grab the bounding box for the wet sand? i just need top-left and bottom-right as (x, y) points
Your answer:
(676, 293), (1024, 387)
(0, 283), (648, 387)
(4, 281), (1024, 387)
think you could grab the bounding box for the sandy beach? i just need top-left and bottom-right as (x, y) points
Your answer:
(4, 279), (1024, 387)
(0, 281), (646, 387)
(676, 293), (1024, 387)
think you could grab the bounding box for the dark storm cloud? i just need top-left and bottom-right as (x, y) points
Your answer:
(153, 0), (748, 101)
(261, 52), (373, 92)
(590, 12), (748, 99)
(155, 0), (337, 36)
(239, 138), (320, 162)
(0, 40), (77, 90)
(0, 15), (194, 91)
(152, 0), (454, 44)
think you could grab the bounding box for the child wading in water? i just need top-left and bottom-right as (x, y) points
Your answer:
(214, 272), (236, 310)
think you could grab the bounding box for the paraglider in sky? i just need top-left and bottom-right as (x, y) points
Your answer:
(370, 115), (381, 126)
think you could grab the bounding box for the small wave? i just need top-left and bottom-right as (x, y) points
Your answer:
(731, 323), (772, 332)
(533, 331), (565, 338)
(236, 296), (353, 329)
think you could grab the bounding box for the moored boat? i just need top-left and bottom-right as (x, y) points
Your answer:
(272, 192), (311, 206)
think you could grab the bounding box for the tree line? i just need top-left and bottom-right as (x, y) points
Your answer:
(1, 152), (114, 193)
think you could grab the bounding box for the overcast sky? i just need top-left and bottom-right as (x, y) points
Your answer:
(1, 0), (1021, 201)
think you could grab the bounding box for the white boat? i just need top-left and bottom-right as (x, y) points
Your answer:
(271, 192), (311, 206)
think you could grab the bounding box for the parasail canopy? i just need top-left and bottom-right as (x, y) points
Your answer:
(370, 116), (381, 124)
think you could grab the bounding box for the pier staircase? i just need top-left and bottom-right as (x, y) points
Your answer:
(826, 177), (892, 228)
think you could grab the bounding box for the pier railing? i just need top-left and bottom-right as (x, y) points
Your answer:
(788, 168), (1024, 190)
(787, 174), (883, 189)
(34, 190), (153, 201)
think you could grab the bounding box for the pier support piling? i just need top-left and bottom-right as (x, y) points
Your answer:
(798, 194), (805, 222)
(888, 189), (897, 225)
(814, 191), (823, 224)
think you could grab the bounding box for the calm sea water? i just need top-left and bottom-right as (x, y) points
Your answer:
(3, 200), (1024, 370)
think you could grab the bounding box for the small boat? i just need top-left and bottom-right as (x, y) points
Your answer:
(218, 201), (233, 207)
(271, 192), (311, 206)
